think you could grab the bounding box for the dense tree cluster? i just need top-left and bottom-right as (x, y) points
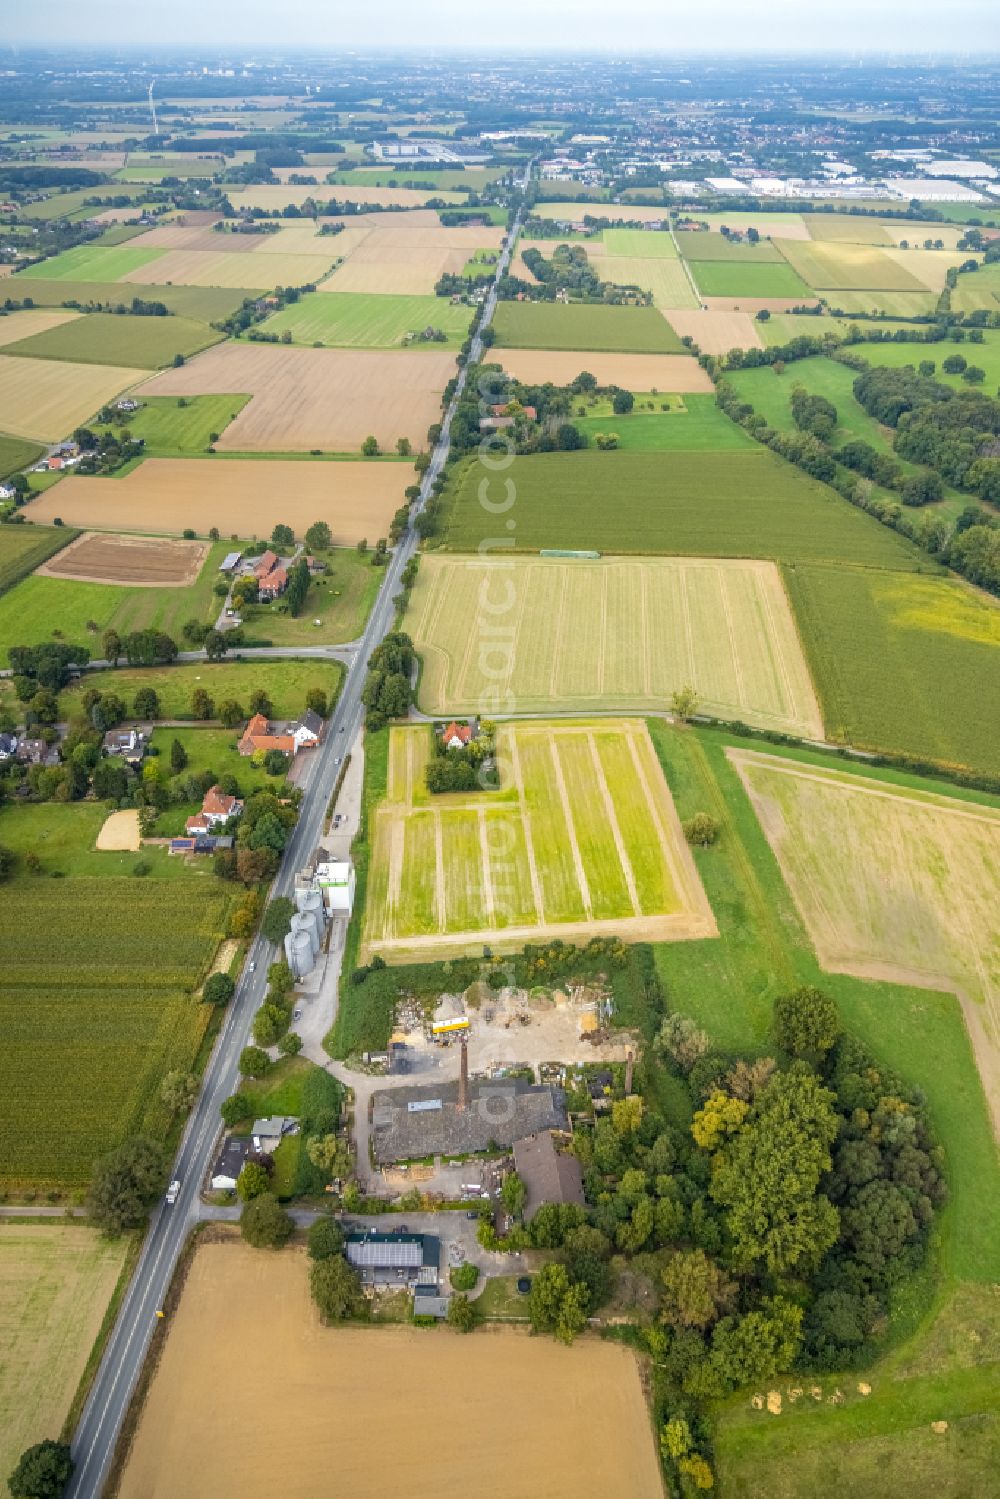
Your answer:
(425, 721), (496, 793)
(362, 632), (415, 730)
(479, 991), (945, 1488)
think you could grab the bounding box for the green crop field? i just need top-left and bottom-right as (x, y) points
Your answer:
(93, 394), (252, 453)
(3, 311), (221, 368)
(260, 291), (473, 349)
(575, 393), (756, 450)
(18, 244), (167, 283)
(9, 281), (250, 320)
(596, 256), (699, 309)
(21, 185), (148, 222)
(58, 658), (343, 721)
(491, 300), (685, 352)
(602, 228), (678, 257)
(647, 723), (1000, 1498)
(726, 357), (899, 454)
(0, 431), (45, 479)
(776, 239), (927, 291)
(850, 331), (1000, 389)
(440, 448), (924, 567)
(0, 541), (230, 666)
(688, 260), (815, 298)
(0, 522), (76, 595)
(406, 553), (824, 736)
(675, 231), (784, 262)
(823, 289), (940, 317)
(116, 160), (221, 180)
(362, 719), (716, 961)
(951, 263), (1000, 314)
(0, 799), (230, 1188)
(756, 313), (846, 345)
(783, 564), (1000, 776)
(327, 167), (502, 190)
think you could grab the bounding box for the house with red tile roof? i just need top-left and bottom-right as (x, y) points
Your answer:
(185, 783), (243, 835)
(439, 720), (473, 749)
(238, 712), (295, 757)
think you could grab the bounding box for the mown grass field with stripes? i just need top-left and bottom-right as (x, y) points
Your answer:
(406, 553), (824, 737)
(362, 720), (716, 962)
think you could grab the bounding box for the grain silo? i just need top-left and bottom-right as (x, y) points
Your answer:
(284, 929), (315, 980)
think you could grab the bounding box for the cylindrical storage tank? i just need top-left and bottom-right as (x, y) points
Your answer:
(297, 888), (324, 922)
(290, 913), (319, 959)
(285, 930), (314, 980)
(301, 905), (324, 946)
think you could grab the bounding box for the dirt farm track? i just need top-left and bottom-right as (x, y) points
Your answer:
(27, 459), (407, 545)
(117, 1242), (664, 1499)
(139, 342), (456, 452)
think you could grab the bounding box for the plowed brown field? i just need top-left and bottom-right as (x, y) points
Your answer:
(36, 530), (209, 586)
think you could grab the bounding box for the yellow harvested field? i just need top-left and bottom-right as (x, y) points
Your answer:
(884, 248), (972, 292)
(664, 308), (763, 353)
(0, 308), (81, 346)
(323, 208), (442, 230)
(701, 295), (821, 313)
(132, 221), (355, 257)
(597, 255), (699, 308)
(37, 530), (209, 585)
(365, 719), (717, 962)
(730, 748), (1000, 1132)
(495, 347), (713, 390)
(138, 342), (455, 451)
(882, 222), (968, 250)
(320, 247), (466, 296)
(0, 1224), (128, 1484)
(357, 224), (507, 251)
(226, 184), (465, 212)
(119, 1242), (664, 1499)
(531, 201), (667, 224)
(28, 459), (407, 545)
(687, 213), (811, 240)
(96, 809), (141, 850)
(130, 224), (260, 252)
(120, 248), (335, 288)
(407, 553), (823, 736)
(0, 353), (143, 441)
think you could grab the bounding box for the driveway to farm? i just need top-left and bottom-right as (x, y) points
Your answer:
(66, 174), (532, 1499)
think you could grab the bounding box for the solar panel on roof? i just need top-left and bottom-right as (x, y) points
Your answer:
(346, 1239), (423, 1268)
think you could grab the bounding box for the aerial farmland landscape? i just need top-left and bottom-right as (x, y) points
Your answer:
(0, 16), (999, 1499)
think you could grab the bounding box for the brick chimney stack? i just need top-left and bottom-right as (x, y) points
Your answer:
(458, 1037), (470, 1112)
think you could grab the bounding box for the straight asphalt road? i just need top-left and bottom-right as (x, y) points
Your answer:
(66, 181), (528, 1499)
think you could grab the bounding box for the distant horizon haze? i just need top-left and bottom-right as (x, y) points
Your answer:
(4, 0), (1000, 55)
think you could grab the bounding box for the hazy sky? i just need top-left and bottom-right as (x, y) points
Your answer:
(5, 0), (1000, 54)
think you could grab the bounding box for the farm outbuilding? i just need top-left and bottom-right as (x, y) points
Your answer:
(512, 1131), (586, 1223)
(370, 1078), (568, 1164)
(345, 1233), (440, 1287)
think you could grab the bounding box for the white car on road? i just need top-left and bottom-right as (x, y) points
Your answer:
(165, 1180), (181, 1205)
